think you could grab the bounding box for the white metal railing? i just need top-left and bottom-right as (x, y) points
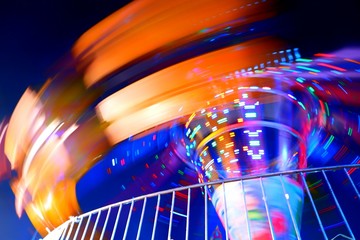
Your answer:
(43, 164), (360, 240)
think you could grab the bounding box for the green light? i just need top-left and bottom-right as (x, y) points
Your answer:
(296, 66), (320, 73)
(324, 135), (334, 150)
(190, 124), (201, 139)
(324, 102), (330, 117)
(296, 58), (312, 62)
(178, 170), (184, 175)
(308, 86), (315, 93)
(348, 128), (353, 136)
(298, 102), (306, 110)
(308, 179), (322, 188)
(296, 77), (305, 83)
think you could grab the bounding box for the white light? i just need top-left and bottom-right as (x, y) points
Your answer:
(249, 140), (260, 146)
(245, 112), (256, 118)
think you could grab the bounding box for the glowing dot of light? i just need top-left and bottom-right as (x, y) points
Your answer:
(225, 142), (234, 148)
(244, 105), (256, 109)
(217, 117), (228, 124)
(245, 112), (257, 118)
(308, 87), (315, 93)
(296, 77), (305, 83)
(249, 140), (260, 146)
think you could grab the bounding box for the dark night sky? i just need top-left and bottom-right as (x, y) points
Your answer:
(0, 0), (359, 239)
(0, 1), (129, 239)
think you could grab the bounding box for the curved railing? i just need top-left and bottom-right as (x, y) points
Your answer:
(43, 164), (360, 240)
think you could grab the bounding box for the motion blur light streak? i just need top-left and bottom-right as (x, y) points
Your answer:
(1, 0), (360, 239)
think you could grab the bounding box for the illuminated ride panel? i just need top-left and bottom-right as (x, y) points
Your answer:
(2, 0), (360, 239)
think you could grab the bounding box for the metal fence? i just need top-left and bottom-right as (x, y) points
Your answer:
(43, 164), (360, 240)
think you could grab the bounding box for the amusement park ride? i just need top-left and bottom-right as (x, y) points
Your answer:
(1, 0), (360, 239)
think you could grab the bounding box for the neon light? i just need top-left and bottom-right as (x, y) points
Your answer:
(245, 112), (257, 118)
(287, 94), (297, 100)
(331, 70), (342, 75)
(345, 58), (360, 65)
(323, 135), (335, 150)
(338, 84), (348, 94)
(244, 105), (255, 109)
(324, 102), (330, 116)
(205, 159), (214, 170)
(296, 77), (305, 83)
(249, 140), (260, 146)
(298, 102), (306, 110)
(348, 128), (353, 136)
(225, 142), (234, 148)
(225, 89), (234, 94)
(186, 112), (196, 128)
(314, 53), (335, 58)
(190, 125), (201, 139)
(317, 62), (346, 72)
(296, 58), (312, 62)
(296, 66), (320, 73)
(217, 117), (228, 124)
